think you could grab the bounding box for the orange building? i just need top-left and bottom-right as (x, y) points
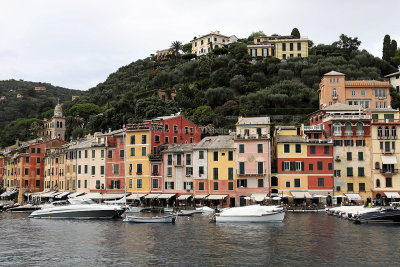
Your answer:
(318, 71), (392, 110)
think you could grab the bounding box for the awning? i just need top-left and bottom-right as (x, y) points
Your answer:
(68, 192), (84, 198)
(145, 194), (160, 199)
(157, 193), (176, 199)
(100, 193), (126, 200)
(40, 191), (59, 198)
(194, 194), (209, 199)
(177, 194), (192, 200)
(251, 193), (267, 202)
(126, 194), (147, 200)
(0, 190), (18, 197)
(345, 193), (363, 201)
(384, 192), (400, 198)
(291, 191), (312, 199)
(76, 192), (102, 199)
(333, 195), (347, 198)
(312, 194), (328, 198)
(381, 155), (398, 164)
(207, 194), (228, 200)
(271, 193), (293, 198)
(55, 192), (70, 199)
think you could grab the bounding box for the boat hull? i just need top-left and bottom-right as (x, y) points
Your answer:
(355, 209), (400, 223)
(124, 214), (177, 223)
(29, 206), (125, 219)
(216, 211), (285, 223)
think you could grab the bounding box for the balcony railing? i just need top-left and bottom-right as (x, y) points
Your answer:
(324, 115), (371, 122)
(380, 169), (399, 174)
(372, 119), (400, 124)
(304, 125), (323, 131)
(356, 130), (364, 136)
(235, 134), (269, 140)
(344, 131), (353, 136)
(307, 138), (333, 144)
(237, 169), (268, 176)
(332, 95), (338, 99)
(378, 135), (397, 140)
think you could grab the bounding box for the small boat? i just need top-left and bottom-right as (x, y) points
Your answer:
(124, 214), (177, 223)
(29, 198), (125, 219)
(355, 208), (400, 224)
(164, 207), (174, 213)
(196, 206), (215, 214)
(177, 210), (197, 216)
(126, 206), (143, 213)
(7, 204), (41, 213)
(214, 205), (285, 223)
(2, 203), (20, 211)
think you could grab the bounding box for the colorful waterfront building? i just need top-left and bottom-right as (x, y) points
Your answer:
(126, 114), (201, 195)
(162, 144), (194, 203)
(102, 130), (125, 193)
(191, 31), (238, 56)
(66, 133), (107, 194)
(318, 71), (392, 110)
(235, 116), (271, 206)
(309, 103), (372, 203)
(370, 108), (400, 203)
(0, 153), (4, 188)
(65, 145), (77, 192)
(44, 146), (67, 191)
(248, 34), (309, 60)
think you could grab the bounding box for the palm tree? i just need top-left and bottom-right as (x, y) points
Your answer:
(170, 41), (183, 63)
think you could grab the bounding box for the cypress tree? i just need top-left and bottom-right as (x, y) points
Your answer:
(383, 34), (392, 61)
(291, 28), (300, 38)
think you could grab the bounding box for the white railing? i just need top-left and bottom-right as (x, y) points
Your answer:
(323, 115), (371, 122)
(304, 125), (323, 131)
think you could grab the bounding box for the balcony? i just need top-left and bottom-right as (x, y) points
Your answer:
(380, 169), (398, 174)
(136, 171), (142, 175)
(381, 149), (394, 154)
(344, 131), (353, 136)
(235, 134), (269, 140)
(324, 115), (371, 122)
(237, 169), (267, 176)
(372, 119), (400, 124)
(356, 130), (364, 136)
(174, 161), (183, 166)
(332, 94), (338, 99)
(333, 131), (342, 137)
(378, 135), (397, 140)
(304, 125), (323, 131)
(307, 138), (333, 144)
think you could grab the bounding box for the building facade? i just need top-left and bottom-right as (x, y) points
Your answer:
(191, 31), (237, 56)
(385, 71), (400, 93)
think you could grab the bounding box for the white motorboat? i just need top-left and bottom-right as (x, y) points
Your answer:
(126, 206), (143, 213)
(124, 214), (177, 223)
(29, 198), (125, 219)
(215, 205), (285, 223)
(196, 206), (215, 214)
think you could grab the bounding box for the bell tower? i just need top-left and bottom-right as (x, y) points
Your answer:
(50, 100), (66, 140)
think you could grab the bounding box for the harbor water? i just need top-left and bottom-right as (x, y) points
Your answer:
(1, 212), (400, 266)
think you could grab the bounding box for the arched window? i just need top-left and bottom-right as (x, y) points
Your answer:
(376, 179), (381, 188)
(356, 122), (363, 136)
(385, 127), (390, 137)
(345, 122), (352, 136)
(378, 127), (383, 137)
(392, 127), (397, 138)
(375, 162), (380, 169)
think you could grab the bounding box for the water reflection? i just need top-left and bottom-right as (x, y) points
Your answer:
(1, 212), (400, 266)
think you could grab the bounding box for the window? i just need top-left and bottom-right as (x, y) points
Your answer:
(295, 144), (301, 153)
(100, 166), (104, 175)
(137, 164), (142, 174)
(213, 168), (218, 180)
(258, 179), (264, 188)
(351, 90), (356, 96)
(347, 167), (353, 177)
(286, 181), (290, 188)
(165, 181), (174, 190)
(85, 150), (88, 158)
(239, 162), (245, 175)
(96, 180), (100, 190)
(237, 179), (247, 188)
(25, 157), (29, 163)
(31, 148), (35, 153)
(344, 140), (354, 147)
(165, 136), (169, 144)
(91, 166), (95, 175)
(91, 150), (95, 158)
(228, 182), (234, 190)
(324, 146), (330, 154)
(239, 144), (245, 153)
(359, 183), (365, 192)
(84, 180), (87, 189)
(357, 151), (363, 161)
(393, 142), (396, 150)
(294, 178), (300, 188)
(347, 183), (354, 191)
(176, 154), (182, 165)
(310, 146), (316, 154)
(228, 167), (234, 180)
(334, 170), (341, 177)
(214, 182), (218, 190)
(257, 144), (263, 153)
(358, 167), (364, 177)
(317, 178), (324, 187)
(120, 150), (124, 158)
(328, 163), (332, 170)
(385, 142), (390, 152)
(297, 42), (301, 50)
(356, 140), (365, 146)
(258, 162), (264, 174)
(167, 167), (172, 177)
(213, 151), (218, 161)
(137, 179), (143, 189)
(386, 177), (393, 187)
(290, 43), (293, 51)
(142, 147), (146, 156)
(199, 166), (204, 175)
(185, 167), (193, 176)
(199, 182), (204, 191)
(36, 168), (40, 175)
(392, 127), (397, 137)
(186, 154), (191, 165)
(284, 144), (290, 153)
(283, 161), (290, 171)
(108, 150), (112, 158)
(347, 152), (352, 161)
(199, 151), (204, 159)
(173, 137), (177, 143)
(228, 151), (233, 161)
(282, 43), (286, 51)
(130, 135), (135, 144)
(294, 161), (304, 171)
(152, 165), (159, 175)
(84, 165), (88, 174)
(174, 125), (178, 133)
(141, 135), (147, 144)
(361, 90), (365, 96)
(309, 164), (313, 171)
(317, 161), (323, 170)
(376, 179), (381, 187)
(130, 147), (135, 157)
(113, 164), (119, 175)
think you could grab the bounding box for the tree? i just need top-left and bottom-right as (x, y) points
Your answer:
(391, 48), (400, 68)
(291, 28), (300, 38)
(333, 34), (361, 51)
(247, 31), (266, 41)
(170, 41), (183, 62)
(182, 43), (192, 54)
(383, 34), (393, 61)
(69, 103), (101, 122)
(192, 105), (215, 125)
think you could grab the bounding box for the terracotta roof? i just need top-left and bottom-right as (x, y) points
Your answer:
(194, 135), (235, 149)
(323, 103), (363, 112)
(163, 144), (194, 153)
(277, 135), (306, 143)
(324, 70), (345, 76)
(236, 116), (270, 125)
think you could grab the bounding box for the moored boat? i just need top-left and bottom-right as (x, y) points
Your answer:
(29, 198), (125, 219)
(7, 204), (41, 213)
(177, 210), (197, 216)
(354, 208), (400, 224)
(124, 214), (177, 223)
(214, 205), (285, 223)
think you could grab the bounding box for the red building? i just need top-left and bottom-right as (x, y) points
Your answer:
(104, 130), (126, 193)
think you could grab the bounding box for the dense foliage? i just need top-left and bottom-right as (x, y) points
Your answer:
(1, 34), (399, 148)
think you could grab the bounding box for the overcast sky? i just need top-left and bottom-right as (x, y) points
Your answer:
(0, 0), (399, 91)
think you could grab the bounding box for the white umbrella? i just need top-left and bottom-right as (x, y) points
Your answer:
(313, 194), (327, 198)
(272, 196), (282, 200)
(244, 197), (251, 200)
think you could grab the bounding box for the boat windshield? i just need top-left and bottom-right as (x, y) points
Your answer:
(68, 198), (97, 205)
(81, 199), (97, 205)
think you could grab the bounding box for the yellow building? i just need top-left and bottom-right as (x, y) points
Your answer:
(156, 48), (175, 60)
(248, 34), (309, 60)
(191, 31), (238, 56)
(126, 124), (151, 193)
(44, 147), (67, 192)
(65, 148), (77, 192)
(371, 108), (400, 203)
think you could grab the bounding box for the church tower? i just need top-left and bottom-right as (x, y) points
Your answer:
(50, 102), (66, 140)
